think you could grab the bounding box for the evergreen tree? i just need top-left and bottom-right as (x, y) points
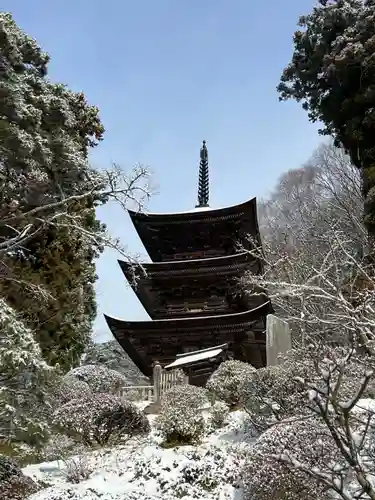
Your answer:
(0, 12), (106, 369)
(277, 0), (375, 245)
(0, 298), (54, 453)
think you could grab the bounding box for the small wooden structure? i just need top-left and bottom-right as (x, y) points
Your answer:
(119, 361), (188, 404)
(164, 344), (229, 386)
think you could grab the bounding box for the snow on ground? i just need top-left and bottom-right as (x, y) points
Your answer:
(24, 409), (253, 500)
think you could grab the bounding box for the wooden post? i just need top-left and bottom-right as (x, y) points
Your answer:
(153, 361), (162, 404)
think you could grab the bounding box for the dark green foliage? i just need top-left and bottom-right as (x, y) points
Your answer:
(0, 222), (99, 369)
(277, 0), (375, 240)
(0, 13), (106, 369)
(0, 297), (57, 457)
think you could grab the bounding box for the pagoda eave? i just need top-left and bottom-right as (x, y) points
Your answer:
(104, 301), (272, 377)
(106, 301), (271, 332)
(119, 250), (257, 277)
(118, 251), (264, 320)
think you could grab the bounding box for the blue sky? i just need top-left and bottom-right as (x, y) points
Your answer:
(5, 0), (321, 342)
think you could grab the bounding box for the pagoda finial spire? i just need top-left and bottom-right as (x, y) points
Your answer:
(196, 140), (209, 208)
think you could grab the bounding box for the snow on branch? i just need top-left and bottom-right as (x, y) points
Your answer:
(241, 218), (375, 353)
(0, 163), (153, 258)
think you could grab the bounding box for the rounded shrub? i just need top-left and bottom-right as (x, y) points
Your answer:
(242, 346), (375, 432)
(52, 375), (92, 407)
(243, 418), (339, 500)
(156, 405), (205, 446)
(206, 360), (256, 407)
(156, 385), (209, 445)
(241, 363), (306, 432)
(160, 384), (209, 411)
(52, 394), (150, 446)
(66, 364), (128, 394)
(0, 455), (38, 500)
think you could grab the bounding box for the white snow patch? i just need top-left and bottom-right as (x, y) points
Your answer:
(354, 398), (375, 414)
(165, 346), (225, 369)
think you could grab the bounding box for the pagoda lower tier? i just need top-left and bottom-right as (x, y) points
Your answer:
(119, 251), (264, 320)
(104, 301), (272, 379)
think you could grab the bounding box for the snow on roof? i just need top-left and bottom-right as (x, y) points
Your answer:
(130, 197), (255, 217)
(141, 206), (217, 216)
(164, 345), (226, 369)
(179, 206), (215, 213)
(175, 343), (228, 358)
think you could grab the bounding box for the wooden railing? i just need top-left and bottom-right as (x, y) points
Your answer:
(119, 362), (188, 404)
(159, 367), (188, 395)
(120, 385), (154, 401)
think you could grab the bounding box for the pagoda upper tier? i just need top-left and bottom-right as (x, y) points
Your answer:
(119, 251), (265, 320)
(128, 197), (261, 262)
(104, 301), (272, 378)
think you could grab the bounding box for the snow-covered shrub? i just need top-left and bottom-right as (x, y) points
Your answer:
(0, 298), (55, 452)
(131, 444), (241, 498)
(242, 346), (375, 432)
(51, 375), (92, 407)
(209, 401), (229, 429)
(0, 454), (38, 500)
(42, 437), (93, 483)
(281, 346), (375, 400)
(81, 340), (150, 385)
(206, 360), (256, 407)
(160, 384), (209, 410)
(29, 489), (157, 500)
(156, 405), (205, 445)
(178, 448), (239, 491)
(41, 434), (82, 462)
(156, 385), (208, 445)
(61, 453), (92, 484)
(66, 364), (127, 394)
(243, 418), (339, 500)
(52, 394), (150, 446)
(242, 363), (305, 432)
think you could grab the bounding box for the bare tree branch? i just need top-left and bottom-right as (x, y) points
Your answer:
(0, 163), (153, 261)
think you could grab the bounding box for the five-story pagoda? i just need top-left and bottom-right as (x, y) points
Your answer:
(104, 141), (271, 385)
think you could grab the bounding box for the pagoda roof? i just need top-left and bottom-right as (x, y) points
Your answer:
(118, 251), (261, 319)
(128, 196), (257, 223)
(104, 301), (271, 377)
(128, 197), (261, 262)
